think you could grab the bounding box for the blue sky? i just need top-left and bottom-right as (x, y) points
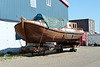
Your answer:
(67, 0), (100, 32)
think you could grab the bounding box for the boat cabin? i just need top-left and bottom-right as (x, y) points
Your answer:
(66, 22), (77, 30)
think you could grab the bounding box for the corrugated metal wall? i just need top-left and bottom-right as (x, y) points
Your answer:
(0, 0), (68, 21)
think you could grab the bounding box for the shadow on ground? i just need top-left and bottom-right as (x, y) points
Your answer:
(21, 50), (73, 57)
(0, 48), (76, 57)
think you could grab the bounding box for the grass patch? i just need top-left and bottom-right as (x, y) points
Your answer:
(0, 52), (23, 61)
(0, 51), (32, 61)
(0, 56), (23, 61)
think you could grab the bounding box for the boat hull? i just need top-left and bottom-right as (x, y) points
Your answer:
(15, 21), (83, 43)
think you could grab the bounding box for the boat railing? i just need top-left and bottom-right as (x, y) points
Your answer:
(27, 20), (47, 27)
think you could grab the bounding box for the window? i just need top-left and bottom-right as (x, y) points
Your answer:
(73, 24), (74, 28)
(75, 24), (76, 28)
(69, 24), (71, 27)
(46, 0), (51, 6)
(30, 0), (36, 8)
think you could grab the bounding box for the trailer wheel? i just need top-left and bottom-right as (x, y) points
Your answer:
(60, 49), (63, 52)
(73, 49), (77, 52)
(56, 49), (63, 52)
(70, 49), (77, 52)
(94, 43), (97, 46)
(56, 49), (60, 52)
(70, 49), (73, 52)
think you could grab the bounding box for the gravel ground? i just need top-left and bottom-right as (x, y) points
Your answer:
(0, 46), (100, 67)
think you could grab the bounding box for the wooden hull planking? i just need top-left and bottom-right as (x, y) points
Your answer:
(15, 21), (83, 43)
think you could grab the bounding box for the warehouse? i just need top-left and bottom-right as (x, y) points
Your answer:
(0, 0), (69, 53)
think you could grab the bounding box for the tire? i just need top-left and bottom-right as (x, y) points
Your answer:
(60, 49), (63, 52)
(70, 49), (73, 52)
(73, 49), (77, 52)
(56, 49), (60, 52)
(70, 49), (77, 52)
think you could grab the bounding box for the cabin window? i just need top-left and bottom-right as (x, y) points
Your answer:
(46, 0), (51, 6)
(73, 24), (74, 28)
(69, 24), (71, 27)
(75, 24), (76, 28)
(30, 0), (36, 8)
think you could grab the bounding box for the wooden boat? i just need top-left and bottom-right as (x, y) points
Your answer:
(14, 17), (84, 44)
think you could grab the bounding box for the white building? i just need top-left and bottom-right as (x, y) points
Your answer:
(0, 20), (25, 53)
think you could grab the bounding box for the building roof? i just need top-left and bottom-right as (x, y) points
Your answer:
(69, 19), (94, 21)
(60, 0), (69, 7)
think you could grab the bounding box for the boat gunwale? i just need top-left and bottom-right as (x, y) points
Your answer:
(15, 21), (83, 35)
